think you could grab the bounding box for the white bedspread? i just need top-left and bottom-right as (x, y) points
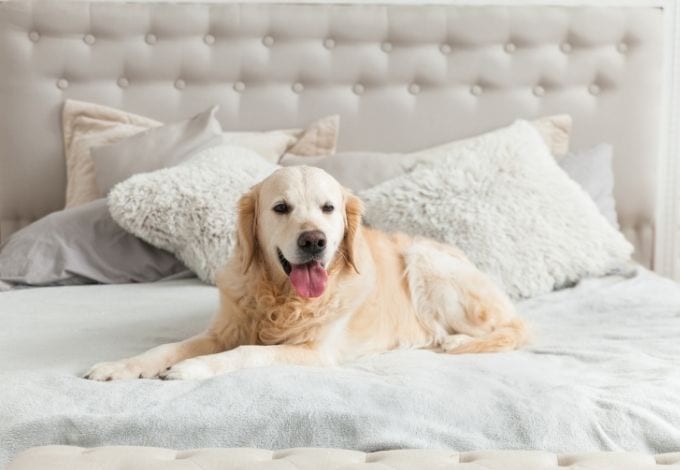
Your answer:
(1, 267), (679, 466)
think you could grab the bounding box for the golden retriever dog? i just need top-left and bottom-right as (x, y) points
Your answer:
(85, 166), (526, 381)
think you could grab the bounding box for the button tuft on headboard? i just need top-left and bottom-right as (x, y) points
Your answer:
(28, 31), (40, 42)
(175, 79), (186, 90)
(83, 34), (95, 45)
(560, 42), (572, 53)
(262, 35), (275, 47)
(145, 33), (157, 45)
(532, 85), (545, 97)
(292, 82), (304, 94)
(204, 34), (215, 45)
(323, 37), (335, 49)
(381, 42), (393, 53)
(439, 43), (452, 54)
(56, 78), (69, 90)
(588, 83), (601, 95)
(233, 81), (245, 93)
(117, 77), (129, 89)
(504, 42), (516, 53)
(470, 84), (483, 96)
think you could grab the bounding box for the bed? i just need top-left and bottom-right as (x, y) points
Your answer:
(3, 268), (680, 464)
(1, 0), (679, 468)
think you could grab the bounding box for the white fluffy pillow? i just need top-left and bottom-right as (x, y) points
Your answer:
(359, 120), (633, 299)
(108, 145), (277, 284)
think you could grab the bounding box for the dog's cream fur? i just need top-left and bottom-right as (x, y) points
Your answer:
(85, 166), (526, 381)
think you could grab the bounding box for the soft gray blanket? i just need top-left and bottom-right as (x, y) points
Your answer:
(1, 267), (680, 466)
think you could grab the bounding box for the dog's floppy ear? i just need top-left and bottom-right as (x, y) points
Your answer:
(343, 190), (364, 274)
(236, 184), (260, 274)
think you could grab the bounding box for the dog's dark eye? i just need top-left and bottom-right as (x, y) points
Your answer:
(322, 203), (334, 213)
(273, 202), (290, 214)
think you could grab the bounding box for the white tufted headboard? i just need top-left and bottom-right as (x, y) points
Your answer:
(0, 1), (670, 271)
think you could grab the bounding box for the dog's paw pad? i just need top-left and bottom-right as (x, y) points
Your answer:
(84, 360), (152, 381)
(159, 359), (214, 381)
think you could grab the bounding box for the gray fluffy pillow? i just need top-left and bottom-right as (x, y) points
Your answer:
(359, 120), (633, 299)
(108, 145), (278, 284)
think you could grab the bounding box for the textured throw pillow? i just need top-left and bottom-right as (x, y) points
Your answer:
(91, 106), (224, 197)
(359, 120), (633, 299)
(62, 99), (339, 207)
(108, 145), (278, 284)
(282, 145), (619, 226)
(0, 199), (187, 287)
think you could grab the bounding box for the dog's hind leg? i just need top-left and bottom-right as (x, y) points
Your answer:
(403, 239), (528, 354)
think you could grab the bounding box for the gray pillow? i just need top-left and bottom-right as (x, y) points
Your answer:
(91, 106), (224, 196)
(0, 199), (188, 287)
(281, 144), (619, 227)
(558, 144), (618, 228)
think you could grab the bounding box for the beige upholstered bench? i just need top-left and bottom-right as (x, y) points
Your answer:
(8, 446), (680, 469)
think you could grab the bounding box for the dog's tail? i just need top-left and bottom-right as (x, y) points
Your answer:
(444, 317), (528, 354)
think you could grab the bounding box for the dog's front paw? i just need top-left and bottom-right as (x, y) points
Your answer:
(159, 358), (215, 381)
(84, 360), (157, 381)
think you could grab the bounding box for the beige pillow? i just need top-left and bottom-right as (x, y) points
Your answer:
(527, 114), (572, 157)
(62, 100), (339, 208)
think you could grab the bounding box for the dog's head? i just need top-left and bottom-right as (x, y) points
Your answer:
(236, 166), (363, 298)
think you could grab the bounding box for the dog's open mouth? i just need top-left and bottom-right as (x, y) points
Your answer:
(277, 248), (328, 298)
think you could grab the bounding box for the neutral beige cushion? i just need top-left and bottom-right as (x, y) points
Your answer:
(62, 100), (160, 208)
(8, 446), (680, 470)
(62, 100), (339, 207)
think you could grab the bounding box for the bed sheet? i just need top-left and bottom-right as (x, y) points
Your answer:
(1, 268), (679, 466)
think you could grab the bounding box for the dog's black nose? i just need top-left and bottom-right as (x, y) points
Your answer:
(298, 230), (326, 255)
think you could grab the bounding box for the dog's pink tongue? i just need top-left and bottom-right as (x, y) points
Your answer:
(289, 261), (328, 298)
